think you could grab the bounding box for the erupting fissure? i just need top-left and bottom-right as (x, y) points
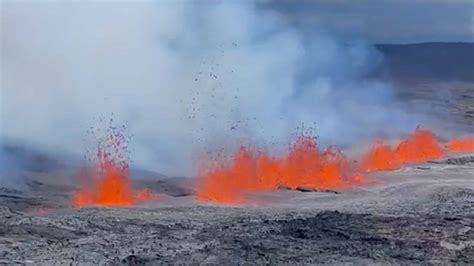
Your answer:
(71, 124), (472, 206)
(196, 128), (473, 204)
(195, 134), (366, 203)
(72, 126), (154, 207)
(446, 136), (474, 152)
(359, 129), (444, 171)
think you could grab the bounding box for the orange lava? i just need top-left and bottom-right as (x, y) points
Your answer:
(359, 140), (399, 171)
(446, 136), (474, 152)
(72, 160), (154, 207)
(195, 135), (365, 203)
(360, 128), (444, 171)
(394, 129), (444, 164)
(72, 127), (154, 207)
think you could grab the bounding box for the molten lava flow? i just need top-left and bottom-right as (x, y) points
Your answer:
(73, 159), (134, 206)
(72, 127), (154, 207)
(360, 128), (444, 171)
(394, 129), (444, 164)
(72, 161), (154, 208)
(195, 134), (365, 203)
(446, 136), (474, 152)
(359, 140), (399, 171)
(195, 147), (258, 203)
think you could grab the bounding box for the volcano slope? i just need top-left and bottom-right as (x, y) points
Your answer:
(0, 152), (473, 265)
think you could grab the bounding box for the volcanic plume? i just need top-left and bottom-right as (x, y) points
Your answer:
(72, 126), (154, 207)
(195, 134), (365, 203)
(359, 128), (444, 171)
(2, 1), (426, 178)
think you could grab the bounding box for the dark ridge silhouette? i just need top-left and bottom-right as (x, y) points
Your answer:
(0, 143), (66, 173)
(375, 42), (474, 82)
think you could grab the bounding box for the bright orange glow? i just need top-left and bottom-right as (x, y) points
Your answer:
(72, 128), (154, 207)
(360, 129), (444, 171)
(195, 135), (365, 203)
(359, 140), (399, 171)
(446, 136), (474, 152)
(394, 129), (444, 164)
(72, 159), (154, 207)
(195, 147), (257, 203)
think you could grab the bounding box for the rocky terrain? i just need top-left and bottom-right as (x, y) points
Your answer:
(0, 153), (473, 264)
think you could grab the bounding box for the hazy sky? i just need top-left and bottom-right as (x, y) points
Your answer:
(265, 0), (474, 43)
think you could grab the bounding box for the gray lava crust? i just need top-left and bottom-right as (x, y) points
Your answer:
(0, 153), (473, 264)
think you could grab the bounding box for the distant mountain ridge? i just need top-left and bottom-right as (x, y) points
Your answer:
(375, 42), (474, 82)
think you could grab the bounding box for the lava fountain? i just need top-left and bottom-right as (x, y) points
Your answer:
(72, 126), (154, 207)
(195, 134), (366, 203)
(446, 136), (474, 152)
(359, 140), (399, 171)
(360, 128), (444, 171)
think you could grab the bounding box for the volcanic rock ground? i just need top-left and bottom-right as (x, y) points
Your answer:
(0, 152), (473, 265)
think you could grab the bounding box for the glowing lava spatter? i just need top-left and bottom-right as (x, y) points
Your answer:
(446, 136), (474, 152)
(394, 128), (444, 164)
(72, 126), (154, 207)
(195, 134), (366, 203)
(360, 128), (444, 171)
(359, 140), (398, 171)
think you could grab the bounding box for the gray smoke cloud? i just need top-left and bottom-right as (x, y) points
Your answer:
(1, 0), (419, 176)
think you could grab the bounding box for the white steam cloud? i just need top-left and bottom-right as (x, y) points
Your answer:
(1, 1), (418, 176)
